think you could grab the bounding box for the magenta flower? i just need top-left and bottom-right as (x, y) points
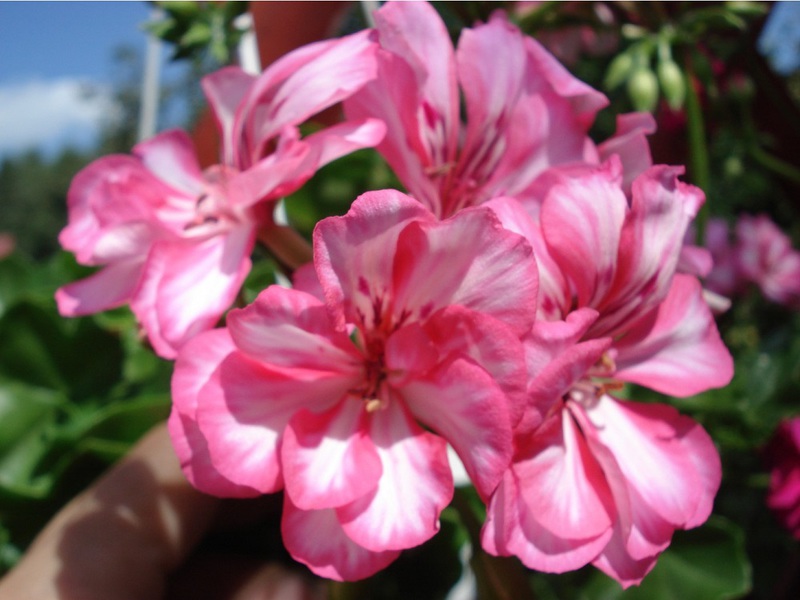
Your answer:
(56, 30), (385, 358)
(168, 190), (539, 580)
(764, 418), (800, 539)
(344, 0), (654, 219)
(481, 160), (733, 587)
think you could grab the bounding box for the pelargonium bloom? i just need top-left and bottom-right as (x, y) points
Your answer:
(345, 0), (654, 219)
(764, 417), (800, 539)
(481, 160), (733, 587)
(168, 190), (539, 580)
(56, 30), (385, 358)
(735, 214), (800, 308)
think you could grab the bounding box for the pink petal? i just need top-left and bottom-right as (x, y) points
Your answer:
(392, 205), (538, 336)
(483, 197), (570, 320)
(226, 285), (362, 373)
(301, 118), (387, 169)
(522, 313), (611, 435)
(195, 350), (351, 494)
(419, 306), (528, 427)
(168, 329), (259, 497)
(133, 129), (205, 197)
(313, 189), (433, 329)
(201, 66), (256, 166)
(59, 156), (175, 263)
(373, 1), (458, 153)
(597, 112), (657, 192)
(282, 400), (382, 510)
(540, 160), (627, 310)
(345, 51), (443, 214)
(523, 35), (608, 127)
(130, 228), (254, 358)
(337, 400), (453, 551)
(482, 459), (613, 574)
(239, 30), (380, 164)
(577, 396), (711, 529)
(614, 274), (734, 396)
(55, 260), (143, 317)
(603, 166), (705, 337)
(591, 520), (659, 589)
(515, 411), (615, 542)
(398, 356), (512, 499)
(282, 499), (399, 581)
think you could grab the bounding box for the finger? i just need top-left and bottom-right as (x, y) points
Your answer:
(0, 423), (220, 600)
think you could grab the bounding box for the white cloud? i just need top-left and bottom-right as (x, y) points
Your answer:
(0, 78), (118, 158)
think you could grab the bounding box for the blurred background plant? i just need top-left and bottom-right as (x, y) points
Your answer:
(1, 2), (799, 598)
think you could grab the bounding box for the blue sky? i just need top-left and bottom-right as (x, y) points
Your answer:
(0, 1), (187, 160)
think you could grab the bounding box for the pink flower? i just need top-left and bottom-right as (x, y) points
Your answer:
(735, 214), (800, 308)
(764, 418), (800, 539)
(56, 30), (385, 358)
(168, 190), (539, 580)
(345, 1), (654, 219)
(481, 160), (732, 587)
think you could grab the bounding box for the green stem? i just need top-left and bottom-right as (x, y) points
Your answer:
(684, 62), (711, 244)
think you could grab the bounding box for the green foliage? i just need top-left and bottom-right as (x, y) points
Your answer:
(0, 253), (171, 572)
(146, 1), (250, 66)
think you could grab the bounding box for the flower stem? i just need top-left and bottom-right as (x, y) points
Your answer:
(452, 488), (536, 600)
(257, 224), (313, 271)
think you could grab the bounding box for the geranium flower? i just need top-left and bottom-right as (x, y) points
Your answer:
(56, 30), (385, 358)
(345, 0), (654, 218)
(168, 190), (539, 580)
(735, 214), (800, 308)
(481, 160), (733, 587)
(764, 417), (800, 539)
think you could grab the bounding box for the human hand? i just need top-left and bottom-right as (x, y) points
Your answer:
(0, 424), (324, 600)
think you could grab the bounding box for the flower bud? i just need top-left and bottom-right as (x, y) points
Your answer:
(657, 59), (686, 110)
(627, 67), (659, 112)
(604, 52), (635, 90)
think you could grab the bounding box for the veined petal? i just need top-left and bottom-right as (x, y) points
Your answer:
(337, 400), (453, 552)
(515, 411), (615, 541)
(239, 30), (380, 163)
(373, 1), (459, 154)
(483, 197), (570, 320)
(201, 66), (256, 166)
(344, 51), (443, 214)
(399, 357), (512, 499)
(392, 205), (538, 335)
(168, 329), (259, 497)
(282, 499), (399, 582)
(227, 285), (362, 373)
(602, 166), (705, 337)
(540, 160), (627, 310)
(577, 396), (709, 529)
(314, 190), (434, 329)
(131, 228), (254, 359)
(614, 274), (734, 396)
(482, 463), (612, 574)
(282, 401), (382, 510)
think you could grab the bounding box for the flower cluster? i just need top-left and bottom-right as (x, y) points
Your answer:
(764, 418), (800, 539)
(56, 1), (733, 589)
